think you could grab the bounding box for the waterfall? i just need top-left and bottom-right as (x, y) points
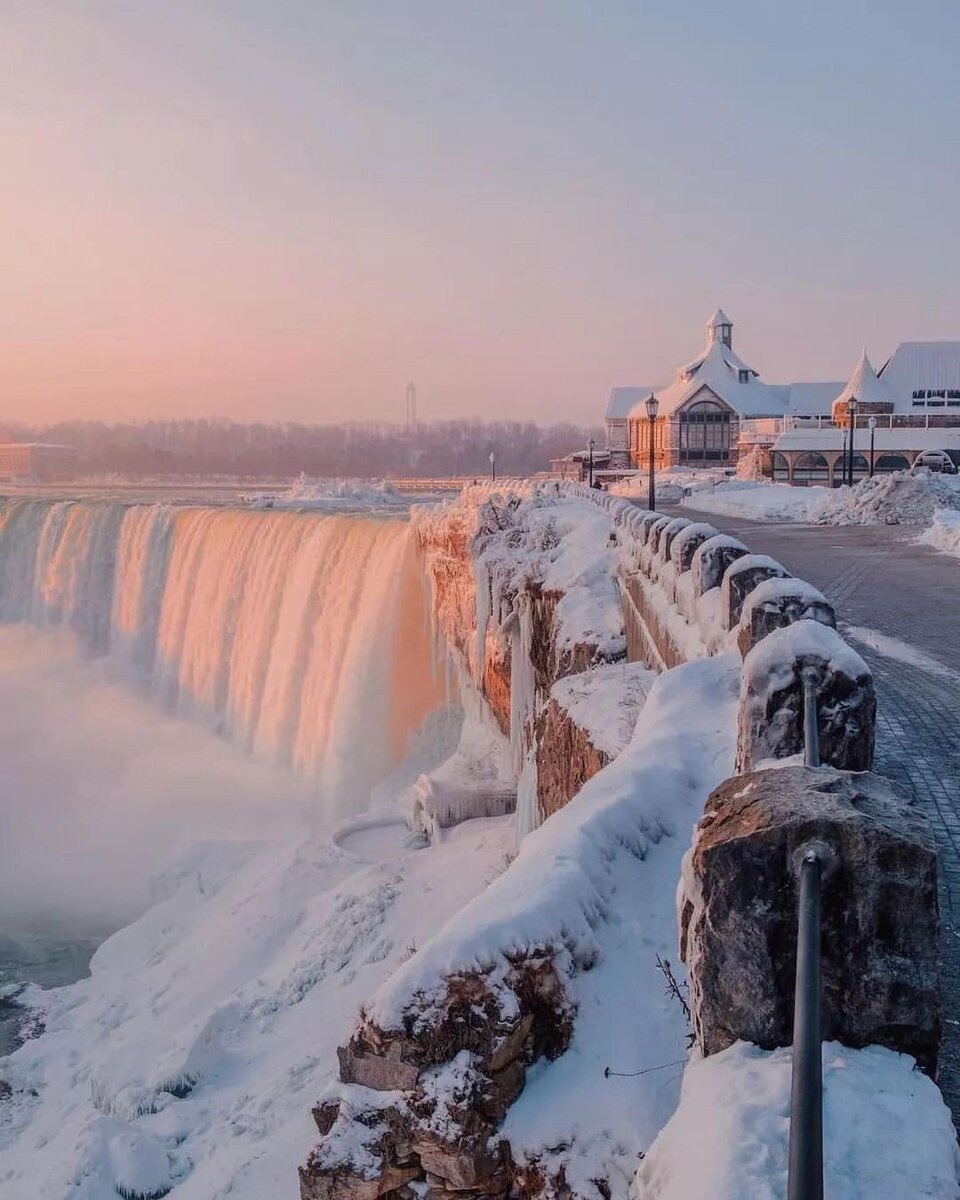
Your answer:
(0, 499), (444, 818)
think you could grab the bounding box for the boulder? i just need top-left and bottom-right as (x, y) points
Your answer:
(657, 517), (692, 561)
(736, 620), (875, 773)
(679, 765), (940, 1076)
(670, 523), (720, 573)
(721, 554), (790, 630)
(690, 534), (749, 598)
(736, 577), (836, 658)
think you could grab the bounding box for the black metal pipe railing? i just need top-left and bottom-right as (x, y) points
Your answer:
(802, 668), (821, 769)
(787, 848), (824, 1200)
(788, 670), (828, 1199)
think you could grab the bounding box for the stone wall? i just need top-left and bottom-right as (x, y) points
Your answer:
(535, 697), (610, 822)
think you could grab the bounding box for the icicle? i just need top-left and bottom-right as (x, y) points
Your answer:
(514, 747), (540, 847)
(474, 559), (491, 684)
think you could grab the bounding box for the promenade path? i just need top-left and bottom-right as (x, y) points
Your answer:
(675, 507), (960, 1127)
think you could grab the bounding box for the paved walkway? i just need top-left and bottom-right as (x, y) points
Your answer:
(677, 509), (960, 1124)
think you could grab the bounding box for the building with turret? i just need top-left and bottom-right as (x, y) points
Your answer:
(607, 311), (960, 483)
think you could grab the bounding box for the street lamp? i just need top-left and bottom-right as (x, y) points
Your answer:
(588, 438), (595, 488)
(868, 416), (877, 478)
(645, 394), (660, 511)
(489, 451), (496, 483)
(846, 398), (859, 486)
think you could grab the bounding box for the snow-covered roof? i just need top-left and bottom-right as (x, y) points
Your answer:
(605, 386), (659, 420)
(777, 381), (846, 416)
(833, 351), (892, 409)
(706, 308), (732, 328)
(636, 338), (787, 420)
(877, 341), (960, 402)
(774, 427), (960, 453)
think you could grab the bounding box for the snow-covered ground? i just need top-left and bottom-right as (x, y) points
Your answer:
(637, 1041), (960, 1200)
(0, 773), (515, 1199)
(921, 509), (960, 561)
(679, 469), (960, 528)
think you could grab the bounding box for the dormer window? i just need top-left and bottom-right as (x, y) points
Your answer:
(738, 369), (750, 383)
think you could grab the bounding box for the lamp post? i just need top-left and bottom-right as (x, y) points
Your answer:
(646, 394), (660, 511)
(846, 398), (859, 486)
(588, 438), (595, 488)
(489, 451), (496, 483)
(868, 416), (877, 478)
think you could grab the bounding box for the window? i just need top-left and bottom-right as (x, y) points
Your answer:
(794, 452), (830, 485)
(875, 455), (910, 472)
(912, 400), (925, 406)
(772, 452), (790, 482)
(678, 399), (732, 464)
(913, 389), (927, 399)
(738, 369), (750, 383)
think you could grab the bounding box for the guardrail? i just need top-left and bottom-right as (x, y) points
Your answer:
(788, 682), (829, 1200)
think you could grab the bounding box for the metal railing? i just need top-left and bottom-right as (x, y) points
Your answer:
(787, 670), (831, 1200)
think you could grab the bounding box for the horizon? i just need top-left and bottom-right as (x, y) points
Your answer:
(3, 2), (959, 426)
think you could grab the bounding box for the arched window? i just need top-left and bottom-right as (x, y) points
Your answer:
(793, 452), (829, 484)
(874, 455), (910, 473)
(832, 454), (869, 484)
(679, 399), (732, 464)
(772, 452), (790, 482)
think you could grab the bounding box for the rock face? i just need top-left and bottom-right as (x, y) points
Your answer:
(736, 620), (876, 773)
(535, 696), (610, 821)
(300, 957), (574, 1200)
(679, 765), (941, 1076)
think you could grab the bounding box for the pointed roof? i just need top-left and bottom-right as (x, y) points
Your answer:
(706, 307), (732, 328)
(833, 350), (892, 408)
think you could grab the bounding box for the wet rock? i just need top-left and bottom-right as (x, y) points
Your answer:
(679, 765), (940, 1076)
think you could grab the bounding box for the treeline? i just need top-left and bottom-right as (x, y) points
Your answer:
(0, 418), (602, 479)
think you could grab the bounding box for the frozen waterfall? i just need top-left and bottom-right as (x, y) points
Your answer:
(0, 499), (444, 817)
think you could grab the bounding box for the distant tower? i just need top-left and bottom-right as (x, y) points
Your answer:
(705, 308), (733, 350)
(405, 382), (417, 431)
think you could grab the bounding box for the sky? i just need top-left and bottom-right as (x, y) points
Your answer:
(1, 0), (959, 427)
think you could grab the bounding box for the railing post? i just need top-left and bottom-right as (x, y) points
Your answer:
(802, 669), (821, 768)
(788, 848), (825, 1200)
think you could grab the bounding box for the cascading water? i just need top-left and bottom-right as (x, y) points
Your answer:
(0, 499), (444, 818)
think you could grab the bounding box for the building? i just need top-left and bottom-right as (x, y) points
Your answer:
(617, 310), (842, 471)
(0, 440), (78, 481)
(607, 310), (960, 482)
(771, 345), (960, 483)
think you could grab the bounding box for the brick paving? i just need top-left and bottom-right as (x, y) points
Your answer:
(677, 508), (960, 1125)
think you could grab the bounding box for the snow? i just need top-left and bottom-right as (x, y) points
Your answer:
(743, 619), (870, 690)
(0, 812), (516, 1199)
(921, 509), (960, 560)
(833, 350), (892, 411)
(635, 1040), (960, 1200)
(245, 475), (416, 511)
(681, 470), (960, 528)
(681, 479), (832, 522)
(740, 577), (830, 630)
(844, 625), (960, 682)
(549, 661), (656, 758)
(370, 652), (739, 1032)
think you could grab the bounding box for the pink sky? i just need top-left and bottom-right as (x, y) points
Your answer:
(2, 3), (958, 426)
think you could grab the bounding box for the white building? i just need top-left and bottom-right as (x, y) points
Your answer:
(605, 310), (960, 482)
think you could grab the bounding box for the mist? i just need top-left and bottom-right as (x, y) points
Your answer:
(0, 626), (313, 932)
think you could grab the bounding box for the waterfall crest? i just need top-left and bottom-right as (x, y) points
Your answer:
(0, 500), (443, 816)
